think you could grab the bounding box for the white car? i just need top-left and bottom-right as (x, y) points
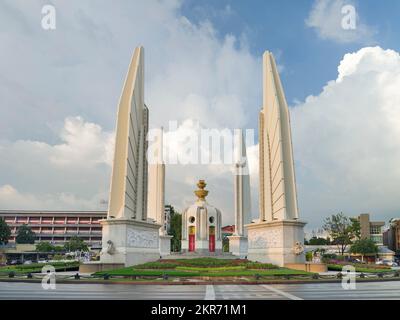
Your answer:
(377, 259), (398, 267)
(23, 260), (32, 265)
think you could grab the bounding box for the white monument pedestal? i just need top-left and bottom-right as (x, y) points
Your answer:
(245, 220), (306, 267)
(100, 219), (162, 266)
(228, 235), (248, 259)
(159, 234), (173, 257)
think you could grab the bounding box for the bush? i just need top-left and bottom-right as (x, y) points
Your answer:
(134, 262), (179, 269)
(244, 262), (278, 269)
(176, 266), (246, 272)
(306, 252), (313, 262)
(131, 259), (279, 270)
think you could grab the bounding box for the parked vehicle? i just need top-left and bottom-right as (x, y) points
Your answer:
(376, 259), (398, 267)
(23, 260), (32, 265)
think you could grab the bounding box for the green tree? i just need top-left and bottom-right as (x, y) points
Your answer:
(308, 237), (329, 245)
(323, 212), (360, 255)
(169, 210), (182, 252)
(0, 217), (11, 245)
(222, 237), (229, 252)
(36, 241), (56, 252)
(36, 241), (53, 252)
(15, 224), (36, 244)
(350, 238), (378, 262)
(64, 236), (88, 252)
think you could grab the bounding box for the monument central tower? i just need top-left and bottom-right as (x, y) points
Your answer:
(245, 51), (306, 266)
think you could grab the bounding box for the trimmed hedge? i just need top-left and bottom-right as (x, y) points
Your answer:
(328, 264), (393, 273)
(0, 261), (79, 274)
(133, 258), (279, 270)
(175, 266), (246, 272)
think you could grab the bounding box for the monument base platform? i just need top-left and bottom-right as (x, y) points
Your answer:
(245, 219), (306, 267)
(159, 234), (173, 257)
(99, 218), (162, 267)
(227, 235), (248, 259)
(285, 262), (327, 273)
(79, 262), (124, 273)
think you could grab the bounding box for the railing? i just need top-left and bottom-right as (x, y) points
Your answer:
(1, 270), (399, 282)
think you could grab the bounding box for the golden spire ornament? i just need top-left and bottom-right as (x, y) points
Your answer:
(194, 179), (208, 200)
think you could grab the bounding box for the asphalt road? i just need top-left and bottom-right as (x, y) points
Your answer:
(1, 281), (400, 300)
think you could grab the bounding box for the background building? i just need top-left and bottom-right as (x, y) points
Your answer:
(357, 213), (385, 245)
(383, 218), (400, 253)
(0, 210), (106, 246)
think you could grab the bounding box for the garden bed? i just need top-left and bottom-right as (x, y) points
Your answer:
(93, 258), (312, 278)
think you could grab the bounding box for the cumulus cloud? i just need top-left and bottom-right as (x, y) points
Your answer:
(292, 46), (400, 227)
(162, 119), (259, 223)
(0, 117), (112, 210)
(50, 117), (114, 167)
(0, 184), (106, 211)
(0, 1), (260, 225)
(305, 0), (376, 44)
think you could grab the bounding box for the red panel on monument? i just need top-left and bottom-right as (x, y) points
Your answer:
(209, 235), (215, 252)
(209, 226), (215, 252)
(189, 234), (195, 252)
(189, 226), (195, 252)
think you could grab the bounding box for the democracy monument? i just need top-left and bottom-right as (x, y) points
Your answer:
(81, 46), (306, 272)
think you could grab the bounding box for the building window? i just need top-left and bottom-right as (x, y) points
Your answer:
(370, 235), (383, 244)
(189, 216), (195, 223)
(209, 216), (215, 224)
(370, 226), (381, 235)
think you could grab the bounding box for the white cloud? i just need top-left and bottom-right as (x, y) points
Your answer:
(305, 0), (376, 44)
(0, 184), (105, 211)
(292, 46), (400, 227)
(0, 117), (112, 210)
(162, 120), (259, 224)
(0, 1), (260, 225)
(50, 117), (114, 167)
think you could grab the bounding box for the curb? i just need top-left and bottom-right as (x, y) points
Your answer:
(1, 277), (400, 285)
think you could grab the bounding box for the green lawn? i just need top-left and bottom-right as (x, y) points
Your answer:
(94, 258), (312, 278)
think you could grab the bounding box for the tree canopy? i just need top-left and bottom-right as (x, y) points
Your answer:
(36, 241), (64, 252)
(0, 217), (11, 245)
(349, 238), (378, 261)
(169, 207), (182, 252)
(308, 237), (331, 245)
(323, 212), (360, 255)
(16, 224), (36, 244)
(64, 236), (88, 252)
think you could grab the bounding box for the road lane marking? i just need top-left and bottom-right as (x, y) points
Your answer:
(204, 285), (215, 300)
(260, 285), (303, 300)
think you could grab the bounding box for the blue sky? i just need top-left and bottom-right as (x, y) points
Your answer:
(183, 0), (400, 104)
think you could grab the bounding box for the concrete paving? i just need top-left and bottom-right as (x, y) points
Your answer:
(1, 281), (400, 300)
